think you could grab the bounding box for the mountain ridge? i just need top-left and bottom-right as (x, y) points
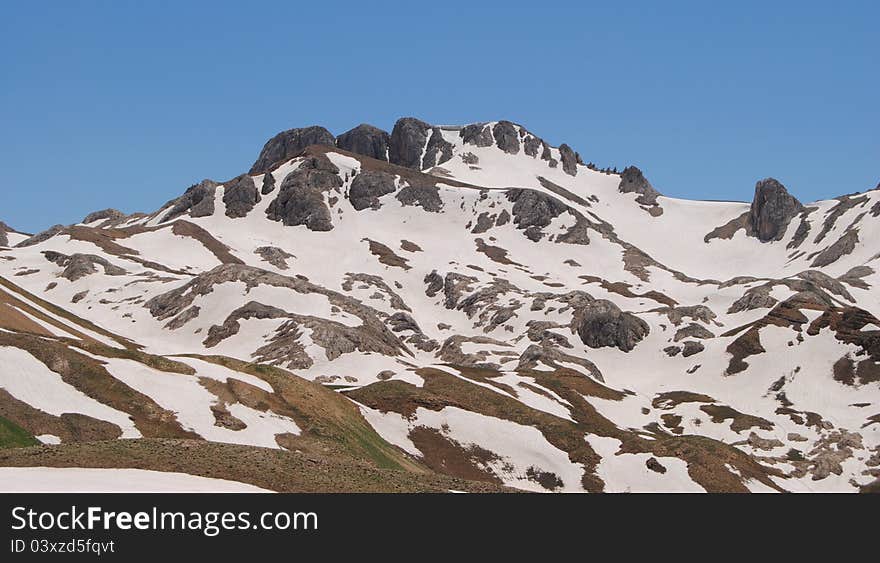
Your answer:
(1, 116), (878, 492)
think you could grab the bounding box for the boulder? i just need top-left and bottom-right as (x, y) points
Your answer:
(749, 178), (804, 242)
(576, 299), (649, 352)
(422, 128), (454, 169)
(389, 117), (431, 169)
(222, 174), (260, 218)
(82, 209), (124, 224)
(492, 121), (520, 154)
(558, 144), (579, 176)
(265, 154), (341, 231)
(249, 126), (336, 174)
(618, 166), (661, 206)
(336, 124), (391, 161)
(349, 170), (397, 210)
(460, 123), (493, 147)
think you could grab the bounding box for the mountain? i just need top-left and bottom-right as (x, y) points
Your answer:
(1, 117), (878, 492)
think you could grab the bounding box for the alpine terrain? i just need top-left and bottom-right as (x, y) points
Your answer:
(1, 118), (878, 493)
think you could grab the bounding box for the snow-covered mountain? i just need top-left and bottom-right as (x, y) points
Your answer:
(1, 117), (878, 492)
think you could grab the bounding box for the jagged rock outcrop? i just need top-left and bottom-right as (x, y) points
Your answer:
(749, 178), (804, 242)
(389, 117), (431, 169)
(492, 121), (520, 154)
(222, 174), (260, 218)
(249, 126), (336, 174)
(618, 166), (661, 206)
(254, 246), (294, 270)
(0, 221), (12, 247)
(161, 179), (219, 222)
(811, 230), (859, 267)
(42, 250), (127, 281)
(336, 124), (391, 161)
(15, 224), (65, 248)
(396, 181), (443, 212)
(265, 154), (342, 231)
(261, 172), (276, 195)
(558, 144), (579, 176)
(82, 209), (124, 224)
(460, 123), (493, 147)
(576, 299), (649, 352)
(422, 128), (454, 169)
(349, 171), (397, 211)
(506, 189), (568, 241)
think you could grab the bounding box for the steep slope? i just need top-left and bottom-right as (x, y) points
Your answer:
(0, 117), (877, 492)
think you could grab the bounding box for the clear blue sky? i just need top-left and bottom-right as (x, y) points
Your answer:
(2, 1), (877, 233)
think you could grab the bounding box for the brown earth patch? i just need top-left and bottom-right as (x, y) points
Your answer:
(364, 239), (410, 270)
(700, 405), (773, 433)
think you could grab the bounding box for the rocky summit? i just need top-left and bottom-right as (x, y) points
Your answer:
(1, 117), (879, 493)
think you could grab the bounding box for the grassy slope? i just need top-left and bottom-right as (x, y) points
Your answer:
(0, 416), (39, 449)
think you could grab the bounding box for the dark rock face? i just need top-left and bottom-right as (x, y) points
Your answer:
(389, 117), (431, 169)
(254, 246), (294, 270)
(460, 123), (493, 147)
(682, 340), (705, 357)
(82, 209), (124, 224)
(646, 457), (667, 474)
(42, 250), (127, 281)
(424, 270), (444, 297)
(576, 299), (649, 352)
(249, 126), (336, 174)
(618, 166), (661, 206)
(396, 181), (443, 212)
(336, 124), (391, 161)
(749, 178), (804, 242)
(523, 135), (542, 157)
(261, 172), (276, 195)
(0, 222), (12, 246)
(506, 189), (568, 240)
(558, 144), (579, 176)
(811, 229), (859, 267)
(222, 174), (260, 218)
(265, 154), (342, 231)
(493, 121), (520, 154)
(161, 179), (219, 222)
(349, 170), (397, 210)
(422, 128), (454, 169)
(16, 224), (65, 248)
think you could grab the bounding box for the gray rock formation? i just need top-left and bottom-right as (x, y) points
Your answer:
(682, 340), (705, 357)
(506, 188), (568, 240)
(249, 126), (336, 174)
(811, 229), (859, 267)
(336, 124), (390, 161)
(15, 224), (65, 248)
(674, 323), (714, 342)
(576, 299), (649, 352)
(261, 172), (276, 195)
(749, 178), (804, 242)
(618, 166), (661, 206)
(161, 179), (219, 222)
(222, 174), (260, 218)
(0, 221), (12, 247)
(492, 121), (520, 154)
(422, 128), (454, 169)
(349, 170), (397, 211)
(82, 209), (124, 224)
(254, 246), (294, 270)
(265, 154), (342, 231)
(396, 181), (443, 212)
(389, 117), (431, 169)
(42, 250), (127, 281)
(523, 135), (542, 157)
(728, 285), (778, 313)
(459, 123), (493, 147)
(558, 144), (579, 176)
